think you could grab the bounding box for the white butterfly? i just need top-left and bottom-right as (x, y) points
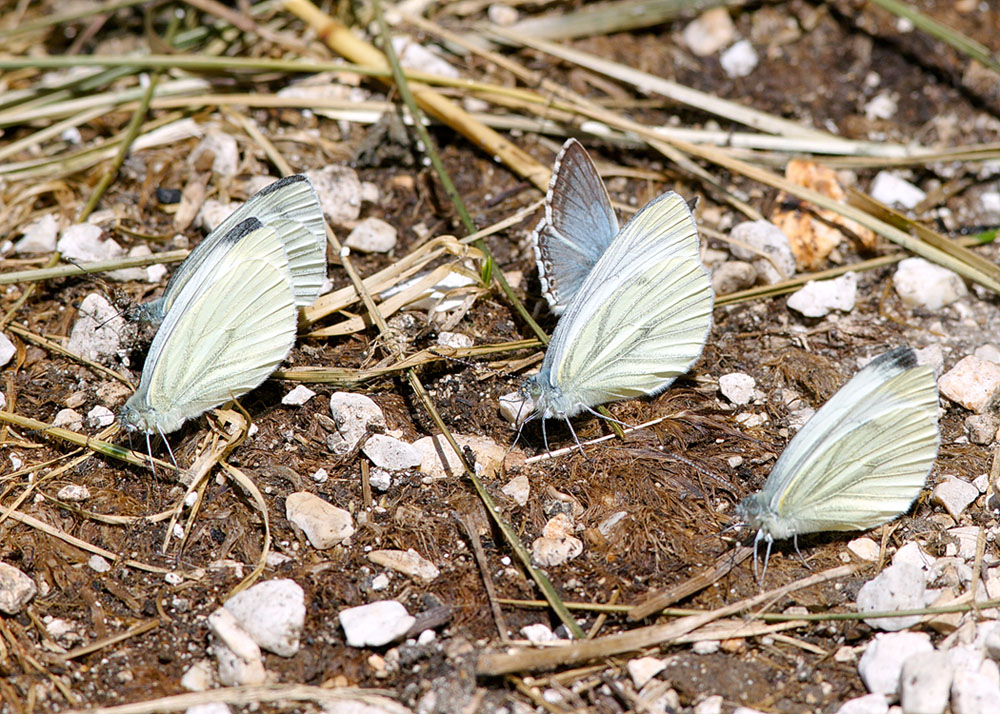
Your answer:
(119, 216), (300, 460)
(736, 346), (939, 580)
(524, 139), (714, 444)
(132, 174), (326, 324)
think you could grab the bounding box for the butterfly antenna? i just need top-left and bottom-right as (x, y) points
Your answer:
(157, 425), (178, 470)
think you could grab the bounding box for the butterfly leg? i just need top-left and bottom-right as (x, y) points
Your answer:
(144, 430), (157, 478)
(760, 534), (775, 586)
(563, 417), (586, 457)
(157, 425), (178, 471)
(792, 534), (812, 570)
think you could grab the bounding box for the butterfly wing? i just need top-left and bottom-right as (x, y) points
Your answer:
(124, 218), (297, 434)
(536, 191), (713, 416)
(751, 347), (939, 538)
(532, 139), (619, 314)
(137, 174), (325, 323)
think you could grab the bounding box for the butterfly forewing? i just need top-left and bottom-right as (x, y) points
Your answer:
(139, 175), (325, 323)
(126, 219), (297, 433)
(532, 139), (619, 314)
(760, 348), (939, 536)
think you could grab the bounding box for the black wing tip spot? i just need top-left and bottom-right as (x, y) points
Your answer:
(878, 345), (918, 371)
(223, 216), (265, 245)
(260, 174), (307, 195)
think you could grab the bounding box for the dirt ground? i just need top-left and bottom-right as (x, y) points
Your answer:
(1, 1), (1000, 713)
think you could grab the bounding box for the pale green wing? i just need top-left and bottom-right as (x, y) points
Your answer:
(761, 348), (939, 536)
(137, 174), (324, 322)
(540, 189), (712, 411)
(128, 220), (297, 433)
(551, 255), (713, 408)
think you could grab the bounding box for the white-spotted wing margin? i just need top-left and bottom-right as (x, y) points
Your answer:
(134, 174), (325, 323)
(527, 191), (713, 423)
(736, 346), (939, 579)
(531, 138), (619, 315)
(120, 216), (297, 437)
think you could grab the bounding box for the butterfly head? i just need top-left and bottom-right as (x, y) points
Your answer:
(523, 374), (574, 421)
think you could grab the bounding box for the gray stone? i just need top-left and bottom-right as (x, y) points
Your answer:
(900, 651), (953, 714)
(339, 600), (415, 648)
(285, 491), (354, 549)
(345, 217), (397, 254)
(858, 631), (933, 696)
(974, 344), (1000, 364)
(719, 372), (756, 405)
(224, 579), (305, 657)
(966, 414), (998, 444)
(15, 214), (58, 254)
(712, 260), (757, 294)
(57, 484), (90, 502)
(362, 434), (422, 471)
(306, 166), (362, 225)
(933, 476), (980, 520)
(0, 562), (37, 614)
(328, 392), (386, 453)
(282, 385), (316, 406)
(857, 562), (932, 631)
(939, 356), (1000, 413)
(729, 220), (796, 284)
(67, 293), (131, 365)
(367, 549), (439, 582)
(189, 129), (239, 178)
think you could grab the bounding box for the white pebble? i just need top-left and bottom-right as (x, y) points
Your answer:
(224, 579), (305, 657)
(719, 372), (756, 405)
(413, 433), (506, 478)
(864, 92), (898, 121)
(371, 573), (389, 591)
(368, 549), (440, 582)
(392, 36), (460, 78)
(900, 651), (953, 714)
(856, 562), (933, 631)
(531, 513), (583, 567)
(498, 391), (534, 425)
(311, 468), (329, 484)
(285, 491), (354, 549)
(185, 704), (231, 714)
(208, 608), (262, 664)
(833, 693), (889, 714)
(362, 434), (422, 471)
(487, 3), (518, 25)
(212, 640), (266, 686)
(682, 7), (736, 56)
(180, 660), (213, 692)
(281, 385), (316, 406)
(501, 475), (530, 506)
(939, 356), (1000, 413)
(56, 484), (90, 502)
(915, 344), (945, 376)
(974, 344), (1000, 363)
(858, 631), (933, 696)
(339, 600), (415, 648)
(369, 467), (392, 491)
(720, 39), (758, 77)
(197, 200), (241, 233)
(88, 555), (111, 573)
(67, 294), (130, 365)
(694, 695), (725, 714)
(844, 538), (879, 564)
(0, 562), (37, 615)
(15, 214), (59, 254)
(692, 640), (720, 655)
(787, 272), (857, 317)
(57, 223), (123, 263)
(627, 656), (665, 689)
(52, 408), (82, 429)
(870, 171), (926, 209)
(86, 405), (115, 428)
(893, 258), (967, 310)
(520, 623), (557, 644)
(729, 220), (796, 284)
(328, 392), (386, 453)
(0, 332), (14, 369)
(932, 476), (979, 520)
(305, 165), (363, 225)
(345, 217), (397, 254)
(952, 669), (1000, 714)
(189, 130), (239, 178)
(436, 331), (473, 349)
(712, 260), (757, 294)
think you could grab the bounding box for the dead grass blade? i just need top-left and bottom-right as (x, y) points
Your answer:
(0, 249), (188, 285)
(60, 619), (160, 662)
(497, 0), (746, 40)
(476, 564), (856, 675)
(283, 0), (551, 191)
